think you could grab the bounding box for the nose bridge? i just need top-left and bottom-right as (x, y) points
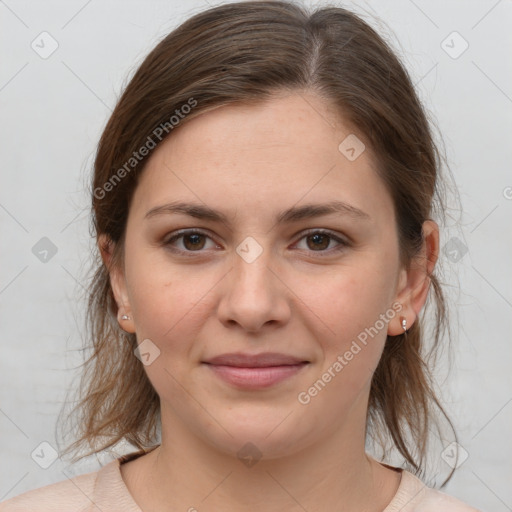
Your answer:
(235, 235), (267, 267)
(232, 234), (275, 294)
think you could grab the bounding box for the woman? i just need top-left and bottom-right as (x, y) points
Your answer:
(0, 1), (481, 510)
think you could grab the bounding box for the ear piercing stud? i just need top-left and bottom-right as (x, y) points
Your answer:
(401, 317), (407, 331)
(121, 314), (131, 321)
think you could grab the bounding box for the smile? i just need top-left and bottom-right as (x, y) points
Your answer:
(203, 362), (309, 389)
(201, 352), (310, 389)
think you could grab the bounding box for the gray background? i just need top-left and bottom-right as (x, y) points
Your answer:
(1, 0), (511, 510)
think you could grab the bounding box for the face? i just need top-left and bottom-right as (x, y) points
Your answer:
(107, 91), (418, 461)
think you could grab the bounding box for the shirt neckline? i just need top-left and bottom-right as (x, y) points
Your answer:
(99, 449), (426, 511)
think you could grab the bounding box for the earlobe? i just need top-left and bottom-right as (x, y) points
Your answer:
(111, 268), (136, 333)
(388, 309), (411, 336)
(117, 310), (135, 333)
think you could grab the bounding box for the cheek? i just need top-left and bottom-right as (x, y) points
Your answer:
(302, 258), (398, 390)
(125, 247), (218, 362)
(125, 263), (210, 404)
(307, 259), (396, 340)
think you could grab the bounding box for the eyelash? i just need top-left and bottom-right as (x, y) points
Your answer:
(163, 228), (350, 258)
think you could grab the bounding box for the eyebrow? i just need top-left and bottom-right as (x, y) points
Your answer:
(145, 200), (371, 224)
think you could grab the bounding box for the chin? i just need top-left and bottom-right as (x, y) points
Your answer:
(197, 408), (316, 462)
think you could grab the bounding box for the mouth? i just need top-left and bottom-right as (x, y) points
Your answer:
(202, 352), (310, 389)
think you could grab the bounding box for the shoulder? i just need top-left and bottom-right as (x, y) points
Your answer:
(0, 469), (98, 512)
(385, 469), (482, 512)
(0, 456), (140, 512)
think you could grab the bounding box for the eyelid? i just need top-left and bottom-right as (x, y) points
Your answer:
(297, 228), (351, 246)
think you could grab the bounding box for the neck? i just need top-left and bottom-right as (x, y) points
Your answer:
(123, 404), (401, 512)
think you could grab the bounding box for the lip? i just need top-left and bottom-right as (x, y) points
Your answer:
(202, 352), (309, 389)
(204, 352), (308, 367)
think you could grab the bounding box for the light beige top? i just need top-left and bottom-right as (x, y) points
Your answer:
(0, 451), (481, 511)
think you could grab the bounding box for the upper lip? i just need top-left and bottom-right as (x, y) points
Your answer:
(203, 352), (309, 367)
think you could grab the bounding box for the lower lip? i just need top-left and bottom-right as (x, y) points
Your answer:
(204, 363), (308, 389)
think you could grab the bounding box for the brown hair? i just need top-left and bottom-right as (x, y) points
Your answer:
(60, 0), (459, 485)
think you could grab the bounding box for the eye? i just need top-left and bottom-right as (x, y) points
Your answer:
(164, 229), (219, 255)
(294, 229), (349, 255)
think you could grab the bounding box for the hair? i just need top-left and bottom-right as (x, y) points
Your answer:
(60, 0), (459, 486)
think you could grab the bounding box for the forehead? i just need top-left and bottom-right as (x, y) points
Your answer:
(128, 92), (395, 228)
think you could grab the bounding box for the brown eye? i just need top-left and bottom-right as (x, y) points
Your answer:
(164, 230), (218, 255)
(295, 229), (349, 256)
(182, 233), (206, 251)
(306, 233), (331, 251)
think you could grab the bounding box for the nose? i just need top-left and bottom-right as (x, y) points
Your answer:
(216, 243), (291, 334)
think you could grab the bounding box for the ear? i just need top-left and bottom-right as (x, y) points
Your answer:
(387, 220), (439, 335)
(98, 233), (136, 334)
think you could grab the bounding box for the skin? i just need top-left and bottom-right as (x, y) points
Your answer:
(100, 90), (439, 512)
